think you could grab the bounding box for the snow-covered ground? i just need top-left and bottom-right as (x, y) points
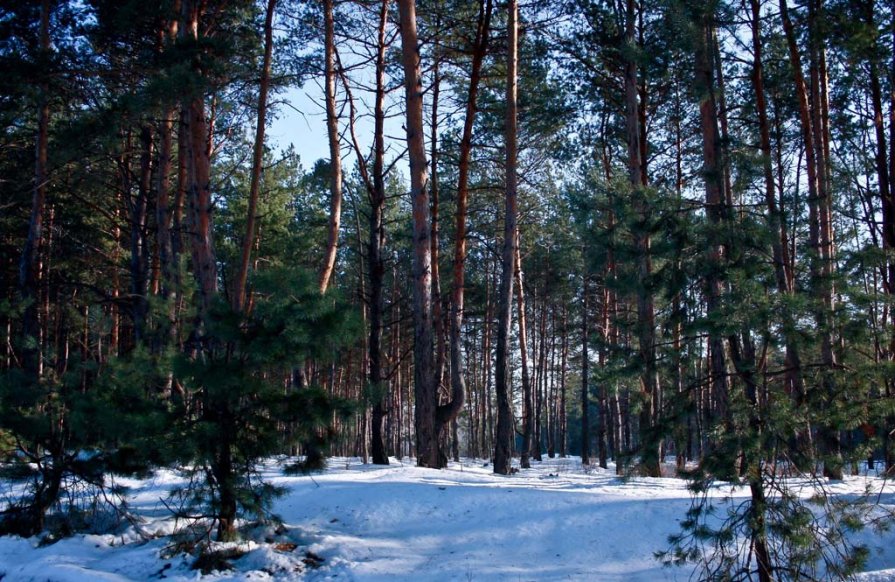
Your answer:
(0, 456), (893, 581)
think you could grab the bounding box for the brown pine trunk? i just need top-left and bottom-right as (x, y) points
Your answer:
(781, 0), (840, 478)
(751, 0), (809, 462)
(863, 0), (894, 469)
(430, 45), (446, 397)
(445, 0), (492, 464)
(694, 12), (730, 429)
(493, 0), (518, 475)
(319, 0), (342, 295)
(182, 0), (217, 314)
(233, 0), (276, 311)
(813, 0), (842, 480)
(397, 0), (438, 469)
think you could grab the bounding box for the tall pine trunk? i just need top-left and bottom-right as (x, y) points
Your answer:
(397, 0), (438, 469)
(19, 0), (51, 379)
(493, 0), (519, 475)
(369, 0), (390, 466)
(515, 231), (533, 467)
(233, 0), (276, 311)
(444, 0), (492, 465)
(625, 0), (660, 478)
(318, 0), (342, 295)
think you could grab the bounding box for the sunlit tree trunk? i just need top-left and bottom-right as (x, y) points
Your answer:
(444, 0), (492, 465)
(397, 0), (438, 468)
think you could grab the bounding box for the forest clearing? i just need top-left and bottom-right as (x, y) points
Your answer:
(1, 456), (894, 581)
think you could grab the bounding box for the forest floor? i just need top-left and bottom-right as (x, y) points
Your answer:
(0, 456), (894, 581)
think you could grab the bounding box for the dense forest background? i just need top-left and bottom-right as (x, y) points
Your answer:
(1, 0), (894, 577)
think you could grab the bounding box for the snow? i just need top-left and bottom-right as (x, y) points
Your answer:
(0, 456), (893, 581)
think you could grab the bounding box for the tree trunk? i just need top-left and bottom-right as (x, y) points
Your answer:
(581, 273), (591, 466)
(233, 0), (276, 311)
(128, 126), (152, 345)
(18, 0), (51, 379)
(559, 304), (568, 458)
(781, 0), (841, 478)
(181, 0), (217, 315)
(430, 43), (446, 397)
(444, 0), (491, 468)
(515, 231), (533, 468)
(397, 0), (438, 469)
(625, 0), (660, 478)
(493, 0), (518, 476)
(318, 0), (342, 295)
(694, 10), (730, 433)
(369, 0), (390, 465)
(750, 0), (810, 464)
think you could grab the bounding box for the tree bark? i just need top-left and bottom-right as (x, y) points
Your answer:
(319, 0), (342, 295)
(397, 0), (438, 469)
(368, 0), (390, 465)
(130, 126), (152, 342)
(515, 230), (533, 467)
(442, 0), (492, 465)
(625, 0), (660, 478)
(19, 0), (51, 378)
(781, 0), (841, 478)
(430, 35), (445, 398)
(233, 0), (276, 311)
(181, 0), (217, 315)
(581, 272), (591, 466)
(493, 0), (518, 476)
(750, 0), (810, 463)
(694, 9), (730, 430)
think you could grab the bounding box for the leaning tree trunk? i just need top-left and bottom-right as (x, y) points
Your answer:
(319, 0), (342, 295)
(233, 0), (276, 312)
(397, 0), (438, 469)
(493, 0), (519, 476)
